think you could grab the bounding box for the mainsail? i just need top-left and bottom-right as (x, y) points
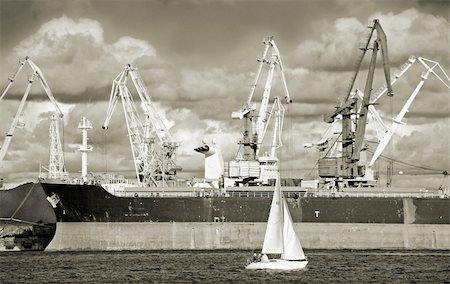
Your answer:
(261, 176), (283, 254)
(261, 175), (306, 260)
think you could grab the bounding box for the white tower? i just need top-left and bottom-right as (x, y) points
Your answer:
(78, 117), (93, 182)
(48, 113), (67, 179)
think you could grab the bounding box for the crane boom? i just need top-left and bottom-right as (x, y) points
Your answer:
(353, 19), (393, 162)
(270, 40), (291, 104)
(128, 67), (174, 143)
(352, 39), (379, 161)
(374, 21), (393, 96)
(0, 59), (26, 102)
(246, 37), (272, 107)
(338, 21), (376, 108)
(372, 55), (416, 104)
(369, 57), (450, 166)
(0, 75), (35, 163)
(26, 57), (63, 117)
(255, 54), (276, 154)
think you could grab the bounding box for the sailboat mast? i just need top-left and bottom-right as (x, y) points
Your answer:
(279, 176), (285, 258)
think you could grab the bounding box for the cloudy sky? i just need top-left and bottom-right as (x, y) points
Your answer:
(0, 0), (449, 188)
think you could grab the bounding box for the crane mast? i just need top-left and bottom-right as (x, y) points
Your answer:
(103, 64), (179, 187)
(47, 113), (67, 179)
(229, 37), (291, 185)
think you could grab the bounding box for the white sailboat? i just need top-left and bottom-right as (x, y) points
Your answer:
(245, 174), (308, 271)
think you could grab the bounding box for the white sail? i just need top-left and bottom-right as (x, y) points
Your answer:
(246, 172), (308, 271)
(282, 197), (306, 260)
(261, 177), (283, 254)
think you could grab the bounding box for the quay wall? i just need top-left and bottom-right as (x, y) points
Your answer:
(46, 222), (450, 251)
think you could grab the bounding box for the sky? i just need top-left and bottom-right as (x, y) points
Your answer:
(0, 0), (449, 188)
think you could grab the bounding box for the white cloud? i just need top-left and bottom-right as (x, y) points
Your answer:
(9, 15), (157, 96)
(108, 36), (156, 64)
(294, 9), (449, 70)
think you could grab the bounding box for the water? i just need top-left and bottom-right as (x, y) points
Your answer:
(0, 250), (448, 283)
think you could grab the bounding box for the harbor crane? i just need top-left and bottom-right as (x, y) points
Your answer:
(229, 36), (291, 185)
(0, 57), (66, 179)
(307, 55), (417, 155)
(103, 64), (179, 187)
(318, 19), (393, 186)
(313, 33), (449, 188)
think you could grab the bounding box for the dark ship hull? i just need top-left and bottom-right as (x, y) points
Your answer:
(40, 182), (450, 251)
(0, 182), (56, 251)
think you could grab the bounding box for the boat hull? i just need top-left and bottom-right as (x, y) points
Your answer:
(0, 182), (57, 251)
(245, 259), (308, 271)
(40, 182), (449, 224)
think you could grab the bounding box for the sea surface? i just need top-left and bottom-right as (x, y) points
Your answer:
(0, 250), (449, 283)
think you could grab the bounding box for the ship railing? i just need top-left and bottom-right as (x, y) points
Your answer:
(226, 191), (303, 198)
(307, 191), (448, 199)
(111, 191), (200, 198)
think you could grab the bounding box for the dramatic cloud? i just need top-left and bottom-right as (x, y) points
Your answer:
(294, 9), (449, 70)
(7, 15), (157, 97)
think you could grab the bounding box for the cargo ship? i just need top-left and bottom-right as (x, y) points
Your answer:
(39, 177), (449, 251)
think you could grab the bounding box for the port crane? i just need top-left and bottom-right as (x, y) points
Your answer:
(0, 57), (66, 179)
(319, 19), (393, 186)
(313, 24), (449, 188)
(229, 36), (291, 185)
(103, 64), (179, 187)
(307, 55), (417, 155)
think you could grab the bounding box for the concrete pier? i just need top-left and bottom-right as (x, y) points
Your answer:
(46, 222), (450, 251)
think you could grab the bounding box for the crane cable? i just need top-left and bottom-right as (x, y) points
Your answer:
(366, 148), (448, 174)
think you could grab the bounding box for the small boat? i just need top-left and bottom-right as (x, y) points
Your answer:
(245, 174), (308, 271)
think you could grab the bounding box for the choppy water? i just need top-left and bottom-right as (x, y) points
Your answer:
(0, 250), (449, 283)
